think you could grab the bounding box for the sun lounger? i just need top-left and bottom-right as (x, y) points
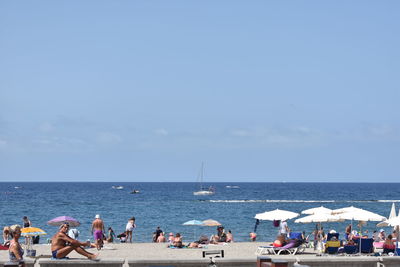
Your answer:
(354, 238), (374, 253)
(344, 245), (357, 254)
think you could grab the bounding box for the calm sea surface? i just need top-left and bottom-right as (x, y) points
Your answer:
(1, 182), (400, 243)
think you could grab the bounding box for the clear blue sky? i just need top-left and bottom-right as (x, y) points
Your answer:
(1, 1), (399, 182)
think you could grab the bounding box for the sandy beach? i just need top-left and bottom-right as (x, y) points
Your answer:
(0, 242), (266, 261)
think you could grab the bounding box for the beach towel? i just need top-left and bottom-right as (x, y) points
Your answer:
(0, 244), (9, 250)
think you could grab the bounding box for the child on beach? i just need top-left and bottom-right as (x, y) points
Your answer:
(250, 232), (257, 241)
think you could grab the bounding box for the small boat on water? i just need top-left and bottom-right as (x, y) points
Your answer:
(226, 185), (240, 189)
(130, 190), (140, 194)
(193, 162), (215, 196)
(112, 186), (124, 190)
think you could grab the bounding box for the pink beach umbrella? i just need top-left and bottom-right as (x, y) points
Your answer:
(47, 216), (81, 227)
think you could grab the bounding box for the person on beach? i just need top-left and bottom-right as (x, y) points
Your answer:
(68, 228), (79, 240)
(345, 224), (352, 240)
(226, 230), (233, 242)
(22, 216), (31, 228)
(250, 232), (257, 241)
(168, 233), (174, 245)
(91, 214), (105, 250)
(3, 226), (12, 245)
(125, 217), (136, 243)
(272, 234), (287, 247)
(378, 229), (386, 241)
(8, 225), (25, 267)
(107, 227), (116, 243)
(279, 220), (289, 237)
(172, 233), (183, 248)
(22, 216), (32, 245)
(51, 222), (98, 260)
(117, 231), (126, 243)
(156, 232), (166, 243)
(153, 226), (163, 242)
(383, 234), (395, 254)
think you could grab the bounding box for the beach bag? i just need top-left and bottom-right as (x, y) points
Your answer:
(273, 220), (280, 227)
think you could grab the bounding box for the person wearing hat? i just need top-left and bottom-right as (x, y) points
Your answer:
(91, 214), (105, 250)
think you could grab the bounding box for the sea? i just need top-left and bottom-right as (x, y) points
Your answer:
(1, 182), (400, 243)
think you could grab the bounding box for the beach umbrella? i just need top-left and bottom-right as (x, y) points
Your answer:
(255, 209), (299, 221)
(377, 203), (396, 227)
(47, 216), (81, 227)
(21, 227), (47, 237)
(331, 206), (365, 215)
(183, 220), (203, 240)
(337, 210), (386, 222)
(338, 209), (386, 254)
(301, 206), (332, 215)
(202, 219), (222, 226)
(21, 227), (47, 251)
(295, 213), (343, 253)
(183, 220), (203, 226)
(295, 214), (343, 224)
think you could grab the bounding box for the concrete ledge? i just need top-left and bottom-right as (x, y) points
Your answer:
(38, 258), (125, 267)
(127, 258), (255, 267)
(292, 255), (400, 267)
(0, 259), (35, 267)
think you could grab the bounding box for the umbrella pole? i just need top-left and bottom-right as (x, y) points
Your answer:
(359, 223), (362, 255)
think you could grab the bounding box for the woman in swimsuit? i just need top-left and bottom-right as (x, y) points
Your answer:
(8, 225), (25, 267)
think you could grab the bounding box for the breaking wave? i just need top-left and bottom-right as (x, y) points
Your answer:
(207, 199), (400, 203)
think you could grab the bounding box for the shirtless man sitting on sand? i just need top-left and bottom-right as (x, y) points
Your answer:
(51, 223), (98, 260)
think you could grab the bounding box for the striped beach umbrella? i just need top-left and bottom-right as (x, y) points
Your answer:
(21, 227), (47, 237)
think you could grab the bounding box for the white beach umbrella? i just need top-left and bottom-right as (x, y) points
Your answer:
(295, 213), (343, 253)
(295, 213), (343, 224)
(301, 206), (332, 215)
(255, 209), (299, 221)
(338, 210), (386, 222)
(331, 206), (366, 215)
(386, 216), (400, 227)
(377, 203), (396, 227)
(338, 209), (386, 254)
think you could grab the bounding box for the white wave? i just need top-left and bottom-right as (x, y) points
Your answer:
(208, 199), (400, 203)
(209, 200), (336, 203)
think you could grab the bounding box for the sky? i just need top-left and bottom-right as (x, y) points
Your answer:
(0, 1), (399, 182)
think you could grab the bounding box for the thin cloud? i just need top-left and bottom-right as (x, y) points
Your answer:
(154, 128), (169, 136)
(96, 132), (123, 144)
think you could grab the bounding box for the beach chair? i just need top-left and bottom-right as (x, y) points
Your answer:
(354, 238), (374, 253)
(344, 245), (357, 254)
(325, 240), (341, 254)
(274, 239), (306, 255)
(289, 232), (303, 240)
(326, 233), (339, 241)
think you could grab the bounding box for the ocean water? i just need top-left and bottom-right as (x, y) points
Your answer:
(1, 182), (400, 243)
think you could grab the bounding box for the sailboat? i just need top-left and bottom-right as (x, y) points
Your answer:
(193, 162), (215, 196)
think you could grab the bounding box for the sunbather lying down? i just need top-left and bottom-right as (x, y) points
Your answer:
(51, 223), (98, 260)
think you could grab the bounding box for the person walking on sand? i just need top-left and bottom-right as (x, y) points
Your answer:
(51, 223), (97, 260)
(91, 214), (105, 250)
(125, 217), (136, 243)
